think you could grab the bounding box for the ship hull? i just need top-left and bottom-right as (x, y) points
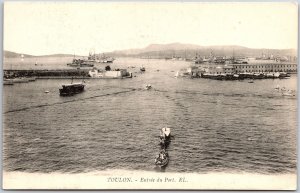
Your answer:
(59, 84), (85, 96)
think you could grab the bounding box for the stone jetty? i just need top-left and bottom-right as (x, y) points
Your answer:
(3, 69), (90, 79)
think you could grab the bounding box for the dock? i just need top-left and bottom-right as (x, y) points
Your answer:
(3, 69), (90, 79)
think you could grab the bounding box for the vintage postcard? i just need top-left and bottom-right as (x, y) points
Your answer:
(2, 1), (297, 190)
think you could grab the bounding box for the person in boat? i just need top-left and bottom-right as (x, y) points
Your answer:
(160, 152), (164, 160)
(155, 154), (162, 164)
(156, 150), (166, 163)
(160, 131), (165, 140)
(160, 128), (167, 139)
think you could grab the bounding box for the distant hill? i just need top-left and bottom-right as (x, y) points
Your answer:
(3, 51), (80, 58)
(4, 51), (34, 58)
(107, 43), (297, 59)
(38, 54), (78, 58)
(4, 43), (297, 59)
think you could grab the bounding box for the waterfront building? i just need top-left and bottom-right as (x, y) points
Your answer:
(233, 63), (297, 73)
(194, 62), (297, 75)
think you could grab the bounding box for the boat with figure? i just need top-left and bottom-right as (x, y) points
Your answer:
(59, 79), (85, 96)
(155, 149), (169, 167)
(160, 127), (171, 140)
(159, 127), (171, 148)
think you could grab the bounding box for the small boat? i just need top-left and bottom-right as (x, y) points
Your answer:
(233, 74), (239, 79)
(145, 84), (152, 90)
(160, 127), (171, 148)
(27, 77), (36, 82)
(140, 67), (146, 72)
(11, 78), (29, 83)
(282, 90), (296, 97)
(248, 80), (254, 83)
(155, 150), (169, 167)
(3, 82), (14, 85)
(160, 127), (171, 140)
(3, 79), (14, 85)
(59, 79), (85, 96)
(279, 72), (291, 79)
(44, 90), (50, 93)
(281, 87), (287, 91)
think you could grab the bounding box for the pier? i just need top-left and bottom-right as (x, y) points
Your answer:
(3, 69), (90, 79)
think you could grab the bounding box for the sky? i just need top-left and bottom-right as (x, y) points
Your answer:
(4, 2), (298, 56)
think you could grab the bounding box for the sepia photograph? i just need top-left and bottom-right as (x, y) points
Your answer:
(2, 1), (298, 190)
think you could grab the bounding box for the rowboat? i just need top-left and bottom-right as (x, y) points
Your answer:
(155, 150), (169, 167)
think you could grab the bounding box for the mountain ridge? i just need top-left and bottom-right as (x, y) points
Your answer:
(4, 43), (297, 58)
(109, 43), (296, 57)
(3, 51), (81, 58)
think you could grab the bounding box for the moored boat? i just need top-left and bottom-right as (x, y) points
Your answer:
(140, 67), (146, 72)
(27, 77), (36, 82)
(3, 79), (14, 85)
(282, 90), (296, 97)
(279, 72), (291, 79)
(11, 78), (29, 83)
(59, 80), (85, 96)
(145, 84), (152, 90)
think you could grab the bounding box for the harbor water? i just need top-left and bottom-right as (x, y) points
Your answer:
(3, 58), (297, 174)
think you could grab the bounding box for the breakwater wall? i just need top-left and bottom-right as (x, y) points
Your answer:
(4, 69), (90, 78)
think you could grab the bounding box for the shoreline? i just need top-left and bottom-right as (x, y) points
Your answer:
(3, 170), (297, 190)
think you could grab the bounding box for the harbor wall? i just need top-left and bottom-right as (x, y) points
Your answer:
(3, 69), (132, 79)
(3, 69), (89, 78)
